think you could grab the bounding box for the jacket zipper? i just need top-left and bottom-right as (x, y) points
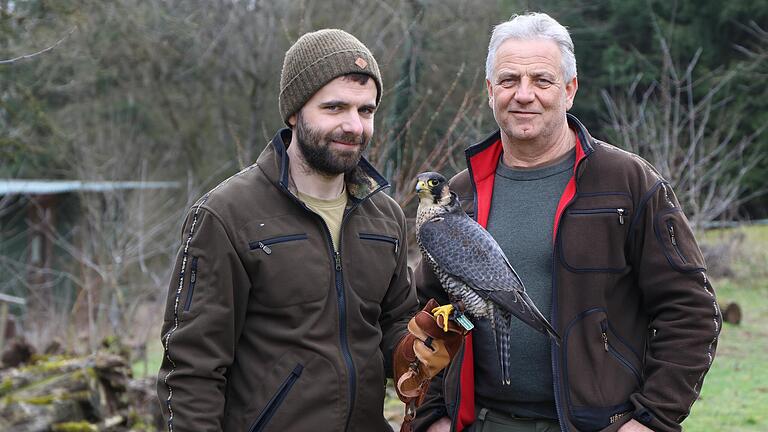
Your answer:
(288, 195), (378, 431)
(333, 215), (356, 432)
(449, 345), (465, 432)
(666, 220), (687, 263)
(274, 147), (388, 431)
(289, 191), (385, 431)
(550, 147), (592, 432)
(600, 320), (642, 384)
(249, 234), (309, 254)
(248, 364), (304, 432)
(183, 256), (198, 311)
(568, 208), (627, 225)
(358, 233), (399, 255)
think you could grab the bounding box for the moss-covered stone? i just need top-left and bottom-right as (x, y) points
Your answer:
(0, 377), (13, 397)
(12, 389), (91, 405)
(50, 421), (98, 432)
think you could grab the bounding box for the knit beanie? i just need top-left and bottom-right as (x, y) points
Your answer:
(279, 29), (382, 125)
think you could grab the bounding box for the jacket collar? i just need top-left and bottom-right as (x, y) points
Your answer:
(463, 113), (595, 228)
(257, 128), (389, 202)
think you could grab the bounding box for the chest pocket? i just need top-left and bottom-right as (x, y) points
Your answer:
(558, 194), (633, 273)
(654, 207), (706, 273)
(343, 225), (401, 303)
(245, 216), (331, 307)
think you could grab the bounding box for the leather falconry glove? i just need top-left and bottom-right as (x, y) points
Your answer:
(393, 298), (468, 432)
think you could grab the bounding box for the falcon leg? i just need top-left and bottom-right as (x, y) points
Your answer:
(431, 304), (454, 332)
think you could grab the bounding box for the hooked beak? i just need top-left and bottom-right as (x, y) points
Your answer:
(415, 180), (427, 193)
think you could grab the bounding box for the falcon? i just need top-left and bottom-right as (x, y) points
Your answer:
(414, 172), (561, 385)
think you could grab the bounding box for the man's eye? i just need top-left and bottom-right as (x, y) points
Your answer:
(325, 105), (341, 111)
(360, 107), (375, 116)
(536, 79), (553, 86)
(499, 79), (516, 88)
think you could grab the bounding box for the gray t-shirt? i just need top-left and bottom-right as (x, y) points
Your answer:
(474, 150), (575, 419)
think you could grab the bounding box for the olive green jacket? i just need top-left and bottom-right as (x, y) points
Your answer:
(157, 128), (417, 431)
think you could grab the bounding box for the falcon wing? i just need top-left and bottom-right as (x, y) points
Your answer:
(419, 211), (560, 341)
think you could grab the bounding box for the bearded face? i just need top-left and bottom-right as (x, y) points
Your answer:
(294, 110), (370, 176)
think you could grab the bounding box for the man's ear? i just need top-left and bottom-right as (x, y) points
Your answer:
(565, 76), (578, 111)
(486, 79), (494, 109)
(288, 113), (297, 127)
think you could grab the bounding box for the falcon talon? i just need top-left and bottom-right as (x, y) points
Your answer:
(431, 304), (454, 332)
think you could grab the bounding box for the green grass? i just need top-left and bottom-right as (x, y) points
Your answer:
(683, 225), (768, 431)
(131, 337), (164, 379)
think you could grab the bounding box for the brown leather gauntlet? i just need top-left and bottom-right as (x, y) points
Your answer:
(393, 299), (468, 432)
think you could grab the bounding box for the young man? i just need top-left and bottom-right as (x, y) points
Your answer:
(157, 29), (447, 431)
(415, 13), (720, 432)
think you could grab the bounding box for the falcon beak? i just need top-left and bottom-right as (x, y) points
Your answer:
(415, 180), (427, 193)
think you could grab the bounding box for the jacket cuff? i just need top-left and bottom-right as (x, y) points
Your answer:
(630, 397), (682, 432)
(632, 406), (655, 427)
(413, 406), (449, 432)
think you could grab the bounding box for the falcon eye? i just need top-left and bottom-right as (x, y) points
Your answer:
(428, 179), (439, 187)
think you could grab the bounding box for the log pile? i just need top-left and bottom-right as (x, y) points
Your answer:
(0, 351), (161, 431)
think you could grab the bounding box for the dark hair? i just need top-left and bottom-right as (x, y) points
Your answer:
(343, 73), (371, 85)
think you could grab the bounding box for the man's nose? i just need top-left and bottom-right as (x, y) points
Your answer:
(341, 111), (364, 136)
(514, 79), (536, 104)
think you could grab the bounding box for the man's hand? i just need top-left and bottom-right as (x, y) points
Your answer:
(618, 419), (653, 432)
(393, 299), (467, 402)
(426, 416), (451, 432)
(409, 316), (451, 378)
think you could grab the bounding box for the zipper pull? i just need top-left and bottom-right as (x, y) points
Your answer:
(602, 331), (609, 351)
(394, 239), (400, 255)
(668, 224), (677, 246)
(334, 251), (342, 271)
(600, 321), (609, 351)
(258, 241), (272, 255)
(617, 208), (625, 225)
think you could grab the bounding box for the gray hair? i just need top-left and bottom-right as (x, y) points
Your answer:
(485, 13), (577, 82)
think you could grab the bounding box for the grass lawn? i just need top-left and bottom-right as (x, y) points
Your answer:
(132, 335), (164, 379)
(683, 225), (768, 431)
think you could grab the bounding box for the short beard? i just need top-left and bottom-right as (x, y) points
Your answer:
(294, 111), (369, 176)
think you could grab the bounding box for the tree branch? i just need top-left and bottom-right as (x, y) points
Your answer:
(0, 27), (76, 65)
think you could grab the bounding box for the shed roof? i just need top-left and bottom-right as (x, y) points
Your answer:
(0, 179), (180, 195)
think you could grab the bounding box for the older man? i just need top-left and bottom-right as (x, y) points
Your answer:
(157, 29), (451, 431)
(415, 13), (720, 432)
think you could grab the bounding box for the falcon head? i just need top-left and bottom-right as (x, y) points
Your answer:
(415, 172), (451, 205)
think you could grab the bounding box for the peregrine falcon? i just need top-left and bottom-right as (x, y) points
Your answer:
(414, 172), (560, 385)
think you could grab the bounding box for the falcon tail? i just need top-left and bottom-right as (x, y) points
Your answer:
(518, 291), (561, 345)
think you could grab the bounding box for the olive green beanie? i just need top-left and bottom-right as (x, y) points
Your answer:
(279, 29), (382, 126)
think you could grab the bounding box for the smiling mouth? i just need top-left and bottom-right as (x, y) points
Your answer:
(331, 140), (360, 147)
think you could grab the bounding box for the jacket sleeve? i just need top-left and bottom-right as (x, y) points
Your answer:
(157, 206), (250, 431)
(628, 181), (721, 431)
(412, 256), (453, 431)
(379, 206), (420, 377)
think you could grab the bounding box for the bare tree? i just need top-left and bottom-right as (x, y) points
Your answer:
(601, 31), (766, 228)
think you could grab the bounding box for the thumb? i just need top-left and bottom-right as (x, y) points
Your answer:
(413, 339), (449, 377)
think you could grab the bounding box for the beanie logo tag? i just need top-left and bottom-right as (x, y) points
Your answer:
(354, 57), (368, 69)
